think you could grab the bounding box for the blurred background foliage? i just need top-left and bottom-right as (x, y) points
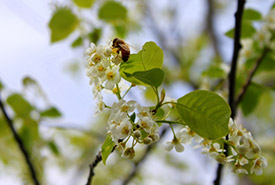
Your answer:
(0, 0), (275, 185)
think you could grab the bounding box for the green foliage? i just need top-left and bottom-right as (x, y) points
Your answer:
(19, 119), (40, 151)
(22, 76), (36, 87)
(130, 112), (136, 122)
(176, 90), (231, 140)
(73, 0), (95, 8)
(202, 66), (226, 78)
(114, 24), (127, 38)
(120, 42), (163, 85)
(126, 68), (165, 88)
(40, 107), (62, 118)
(243, 9), (262, 21)
(101, 135), (115, 165)
(0, 80), (3, 90)
(225, 21), (256, 39)
(7, 93), (33, 118)
(240, 83), (264, 116)
(48, 141), (60, 156)
(98, 1), (127, 23)
(49, 8), (79, 43)
(88, 28), (102, 44)
(71, 37), (83, 48)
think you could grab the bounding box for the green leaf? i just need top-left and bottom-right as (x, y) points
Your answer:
(243, 9), (262, 21)
(98, 1), (127, 22)
(71, 36), (83, 48)
(119, 42), (163, 85)
(202, 66), (226, 78)
(176, 90), (231, 140)
(73, 0), (95, 8)
(40, 107), (62, 118)
(101, 134), (115, 165)
(0, 80), (3, 91)
(114, 24), (127, 38)
(7, 94), (33, 118)
(48, 141), (60, 155)
(49, 8), (79, 43)
(19, 119), (39, 151)
(130, 113), (136, 122)
(225, 21), (256, 39)
(88, 28), (102, 44)
(240, 83), (264, 116)
(22, 76), (36, 87)
(129, 68), (165, 87)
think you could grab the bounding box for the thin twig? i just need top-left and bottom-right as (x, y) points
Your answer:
(235, 48), (269, 106)
(214, 0), (246, 185)
(85, 151), (102, 185)
(85, 147), (116, 185)
(121, 126), (169, 185)
(0, 94), (40, 185)
(206, 0), (222, 59)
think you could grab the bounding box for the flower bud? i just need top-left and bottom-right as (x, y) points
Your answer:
(133, 130), (141, 138)
(144, 137), (153, 145)
(123, 148), (135, 159)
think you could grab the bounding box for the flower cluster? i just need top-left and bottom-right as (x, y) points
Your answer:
(85, 41), (162, 158)
(85, 42), (125, 113)
(240, 7), (275, 59)
(164, 118), (267, 175)
(85, 41), (267, 175)
(108, 99), (160, 159)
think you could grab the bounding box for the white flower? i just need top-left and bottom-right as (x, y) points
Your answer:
(112, 55), (123, 65)
(111, 99), (137, 114)
(178, 127), (202, 144)
(85, 43), (96, 57)
(232, 163), (249, 174)
(164, 139), (185, 152)
(95, 59), (111, 78)
(138, 117), (156, 134)
(250, 156), (267, 175)
(240, 39), (253, 59)
(236, 132), (261, 158)
(265, 9), (275, 30)
(108, 113), (132, 143)
(104, 66), (121, 90)
(94, 98), (105, 116)
(201, 143), (225, 157)
(137, 104), (152, 119)
(254, 27), (272, 47)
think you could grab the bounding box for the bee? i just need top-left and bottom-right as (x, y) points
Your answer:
(112, 38), (130, 62)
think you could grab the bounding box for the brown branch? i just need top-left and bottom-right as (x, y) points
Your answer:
(121, 126), (169, 185)
(235, 48), (269, 106)
(0, 94), (40, 185)
(85, 151), (102, 185)
(214, 0), (246, 185)
(206, 0), (222, 59)
(85, 147), (116, 185)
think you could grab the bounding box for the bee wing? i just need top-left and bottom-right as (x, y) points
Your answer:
(118, 43), (130, 52)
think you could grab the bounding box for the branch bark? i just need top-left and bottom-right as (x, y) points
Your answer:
(235, 48), (269, 106)
(85, 151), (102, 185)
(214, 0), (246, 185)
(206, 0), (222, 59)
(85, 146), (116, 185)
(0, 94), (40, 185)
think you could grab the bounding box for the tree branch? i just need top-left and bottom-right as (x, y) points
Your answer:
(214, 0), (246, 185)
(0, 94), (40, 185)
(235, 48), (269, 106)
(206, 0), (222, 59)
(85, 146), (116, 185)
(85, 151), (102, 185)
(121, 126), (169, 185)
